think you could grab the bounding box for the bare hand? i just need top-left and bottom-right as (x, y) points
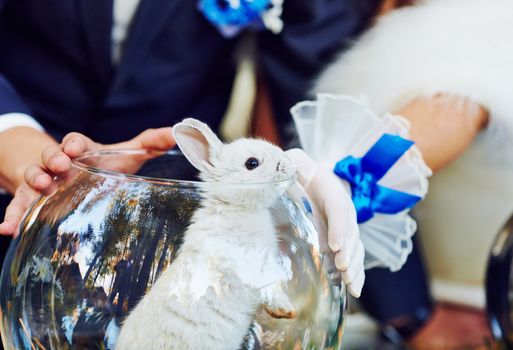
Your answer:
(0, 127), (175, 237)
(398, 93), (489, 172)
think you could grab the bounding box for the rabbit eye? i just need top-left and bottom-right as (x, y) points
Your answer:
(245, 157), (259, 170)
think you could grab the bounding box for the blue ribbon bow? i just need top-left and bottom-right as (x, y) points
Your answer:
(334, 134), (422, 224)
(198, 0), (270, 37)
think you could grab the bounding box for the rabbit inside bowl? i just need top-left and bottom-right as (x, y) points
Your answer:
(115, 119), (299, 350)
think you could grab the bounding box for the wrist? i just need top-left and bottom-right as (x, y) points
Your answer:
(0, 127), (57, 192)
(397, 94), (488, 172)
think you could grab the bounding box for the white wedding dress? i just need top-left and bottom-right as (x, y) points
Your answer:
(310, 0), (513, 305)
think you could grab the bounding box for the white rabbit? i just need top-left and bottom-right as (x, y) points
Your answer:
(115, 118), (297, 350)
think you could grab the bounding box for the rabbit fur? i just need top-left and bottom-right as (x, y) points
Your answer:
(115, 118), (296, 350)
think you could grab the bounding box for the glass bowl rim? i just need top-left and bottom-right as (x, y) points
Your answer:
(71, 149), (297, 188)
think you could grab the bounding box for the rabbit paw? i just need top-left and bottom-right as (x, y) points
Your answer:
(264, 305), (297, 319)
(262, 285), (297, 319)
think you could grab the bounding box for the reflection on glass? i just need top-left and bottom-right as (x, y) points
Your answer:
(0, 150), (346, 349)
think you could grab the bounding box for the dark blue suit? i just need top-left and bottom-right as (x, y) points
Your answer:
(0, 0), (431, 340)
(0, 0), (379, 143)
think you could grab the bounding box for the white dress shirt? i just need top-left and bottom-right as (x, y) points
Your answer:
(0, 0), (142, 134)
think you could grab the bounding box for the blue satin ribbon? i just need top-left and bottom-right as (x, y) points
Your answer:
(198, 0), (270, 30)
(334, 134), (422, 224)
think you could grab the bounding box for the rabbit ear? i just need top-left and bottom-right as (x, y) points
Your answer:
(173, 118), (223, 173)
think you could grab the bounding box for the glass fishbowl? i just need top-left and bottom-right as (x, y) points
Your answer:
(0, 149), (347, 349)
(486, 215), (513, 347)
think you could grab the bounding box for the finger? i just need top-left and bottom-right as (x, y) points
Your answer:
(321, 173), (358, 253)
(325, 202), (349, 252)
(24, 165), (53, 191)
(0, 219), (16, 236)
(334, 250), (349, 272)
(342, 241), (365, 283)
(0, 185), (38, 236)
(333, 227), (361, 273)
(330, 218), (359, 271)
(328, 215), (358, 253)
(62, 132), (98, 157)
(347, 268), (365, 298)
(41, 144), (71, 174)
(116, 127), (175, 151)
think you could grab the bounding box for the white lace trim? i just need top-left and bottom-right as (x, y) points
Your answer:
(291, 94), (432, 272)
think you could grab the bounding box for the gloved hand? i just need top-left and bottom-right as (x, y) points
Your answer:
(286, 148), (365, 298)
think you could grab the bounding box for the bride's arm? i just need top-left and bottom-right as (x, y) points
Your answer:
(398, 94), (489, 172)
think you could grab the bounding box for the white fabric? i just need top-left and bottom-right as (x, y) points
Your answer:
(112, 0), (141, 63)
(315, 0), (513, 138)
(0, 113), (44, 134)
(314, 0), (513, 286)
(291, 94), (431, 272)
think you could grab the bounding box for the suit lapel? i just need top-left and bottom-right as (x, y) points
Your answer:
(112, 0), (182, 89)
(77, 0), (114, 86)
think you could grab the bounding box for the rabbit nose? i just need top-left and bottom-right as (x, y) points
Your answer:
(276, 162), (281, 171)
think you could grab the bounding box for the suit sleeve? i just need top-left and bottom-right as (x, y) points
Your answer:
(0, 0), (32, 116)
(0, 0), (37, 131)
(0, 75), (32, 116)
(257, 0), (380, 145)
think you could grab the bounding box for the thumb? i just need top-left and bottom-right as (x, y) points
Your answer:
(347, 269), (365, 298)
(111, 127), (176, 151)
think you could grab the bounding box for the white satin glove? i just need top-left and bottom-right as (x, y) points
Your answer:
(286, 148), (365, 298)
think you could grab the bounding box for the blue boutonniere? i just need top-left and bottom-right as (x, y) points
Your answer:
(198, 0), (284, 38)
